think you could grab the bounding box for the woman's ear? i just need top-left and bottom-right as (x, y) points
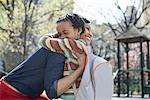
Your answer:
(78, 28), (82, 35)
(76, 29), (82, 39)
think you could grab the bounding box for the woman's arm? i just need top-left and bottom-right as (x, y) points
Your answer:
(56, 52), (86, 96)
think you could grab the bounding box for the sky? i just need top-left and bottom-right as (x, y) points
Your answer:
(73, 0), (140, 24)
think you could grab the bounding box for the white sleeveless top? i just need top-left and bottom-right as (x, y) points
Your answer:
(75, 47), (113, 100)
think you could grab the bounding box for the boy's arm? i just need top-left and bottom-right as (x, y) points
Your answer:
(39, 35), (86, 55)
(39, 34), (62, 52)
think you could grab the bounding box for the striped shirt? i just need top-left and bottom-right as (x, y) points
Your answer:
(39, 34), (88, 71)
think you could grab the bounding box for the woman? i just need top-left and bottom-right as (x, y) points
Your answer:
(76, 19), (113, 100)
(0, 14), (86, 100)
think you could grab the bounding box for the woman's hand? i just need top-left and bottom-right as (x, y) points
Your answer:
(75, 52), (86, 71)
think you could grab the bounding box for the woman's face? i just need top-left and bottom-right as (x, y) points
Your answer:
(56, 20), (80, 39)
(81, 24), (93, 45)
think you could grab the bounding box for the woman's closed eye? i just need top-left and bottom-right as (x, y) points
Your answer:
(86, 27), (90, 31)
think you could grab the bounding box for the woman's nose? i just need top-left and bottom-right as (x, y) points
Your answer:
(90, 33), (93, 37)
(87, 32), (93, 37)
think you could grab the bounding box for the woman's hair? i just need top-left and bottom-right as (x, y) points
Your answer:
(82, 17), (90, 24)
(56, 13), (90, 34)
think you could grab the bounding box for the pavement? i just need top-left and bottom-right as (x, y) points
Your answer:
(53, 96), (150, 100)
(54, 97), (150, 100)
(112, 97), (150, 100)
(112, 94), (150, 100)
(53, 94), (150, 100)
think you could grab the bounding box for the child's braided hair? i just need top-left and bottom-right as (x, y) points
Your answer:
(57, 14), (84, 32)
(56, 13), (90, 37)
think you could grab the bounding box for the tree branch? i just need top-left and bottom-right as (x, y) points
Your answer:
(0, 37), (5, 43)
(114, 2), (128, 28)
(107, 22), (118, 36)
(136, 20), (149, 31)
(129, 6), (135, 24)
(134, 1), (150, 25)
(0, 26), (12, 32)
(0, 1), (9, 11)
(11, 0), (15, 10)
(110, 9), (125, 32)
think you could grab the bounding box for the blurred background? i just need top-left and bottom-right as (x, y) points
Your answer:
(0, 0), (150, 98)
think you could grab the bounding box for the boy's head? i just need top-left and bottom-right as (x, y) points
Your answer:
(56, 13), (93, 45)
(56, 13), (85, 39)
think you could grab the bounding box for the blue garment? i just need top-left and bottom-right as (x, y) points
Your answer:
(4, 47), (65, 99)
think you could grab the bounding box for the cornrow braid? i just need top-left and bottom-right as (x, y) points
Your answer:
(66, 14), (84, 29)
(56, 13), (91, 36)
(56, 13), (85, 33)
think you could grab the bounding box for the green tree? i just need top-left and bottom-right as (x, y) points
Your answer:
(0, 0), (74, 71)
